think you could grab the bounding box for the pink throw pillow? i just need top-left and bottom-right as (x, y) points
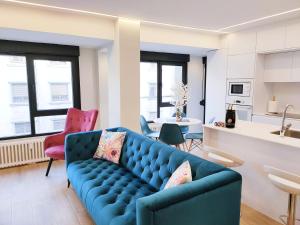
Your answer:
(93, 130), (126, 164)
(164, 161), (192, 190)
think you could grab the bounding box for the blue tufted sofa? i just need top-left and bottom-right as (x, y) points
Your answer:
(65, 127), (242, 225)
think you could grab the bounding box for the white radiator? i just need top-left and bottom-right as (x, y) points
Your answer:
(0, 137), (49, 169)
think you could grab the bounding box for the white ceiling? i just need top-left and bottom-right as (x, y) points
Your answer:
(5, 0), (300, 31)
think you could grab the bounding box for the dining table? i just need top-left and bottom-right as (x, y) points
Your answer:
(153, 117), (202, 127)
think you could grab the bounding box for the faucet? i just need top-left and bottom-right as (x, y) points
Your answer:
(280, 104), (294, 136)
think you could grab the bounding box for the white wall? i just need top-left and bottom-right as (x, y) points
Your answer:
(187, 56), (204, 132)
(205, 49), (227, 123)
(79, 48), (100, 128)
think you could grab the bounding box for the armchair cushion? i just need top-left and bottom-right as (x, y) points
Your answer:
(45, 145), (65, 160)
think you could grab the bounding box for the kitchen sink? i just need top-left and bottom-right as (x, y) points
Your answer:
(271, 130), (300, 139)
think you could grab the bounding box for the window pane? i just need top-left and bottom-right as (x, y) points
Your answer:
(34, 60), (73, 110)
(160, 107), (175, 119)
(0, 55), (31, 138)
(35, 115), (66, 134)
(161, 65), (183, 103)
(140, 62), (157, 121)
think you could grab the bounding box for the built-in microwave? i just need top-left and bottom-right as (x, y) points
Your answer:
(226, 79), (253, 106)
(227, 79), (252, 97)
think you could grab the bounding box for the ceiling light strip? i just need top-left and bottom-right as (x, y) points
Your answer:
(0, 0), (118, 18)
(218, 7), (300, 31)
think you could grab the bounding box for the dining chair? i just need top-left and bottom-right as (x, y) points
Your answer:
(172, 112), (189, 133)
(140, 115), (160, 139)
(159, 123), (188, 151)
(185, 117), (216, 151)
(44, 108), (98, 176)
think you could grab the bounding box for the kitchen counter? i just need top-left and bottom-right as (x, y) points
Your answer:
(203, 121), (300, 223)
(203, 120), (300, 149)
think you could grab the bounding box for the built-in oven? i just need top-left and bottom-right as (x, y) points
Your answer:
(226, 79), (253, 106)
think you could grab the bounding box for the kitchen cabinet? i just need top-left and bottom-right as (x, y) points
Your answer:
(227, 32), (257, 55)
(256, 26), (286, 53)
(286, 21), (300, 50)
(227, 53), (256, 79)
(252, 114), (300, 129)
(263, 52), (293, 82)
(291, 51), (300, 82)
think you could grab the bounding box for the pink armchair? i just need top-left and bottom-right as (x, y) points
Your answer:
(44, 108), (98, 176)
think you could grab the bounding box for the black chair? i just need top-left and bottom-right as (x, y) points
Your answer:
(158, 123), (188, 151)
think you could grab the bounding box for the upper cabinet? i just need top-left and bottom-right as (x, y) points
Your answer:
(291, 51), (300, 82)
(286, 21), (300, 50)
(227, 53), (256, 79)
(256, 26), (286, 53)
(227, 32), (257, 55)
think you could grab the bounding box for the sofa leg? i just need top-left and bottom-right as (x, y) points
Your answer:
(67, 179), (70, 188)
(45, 158), (53, 176)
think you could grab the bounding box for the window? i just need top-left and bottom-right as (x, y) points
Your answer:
(140, 52), (189, 121)
(50, 83), (69, 102)
(52, 118), (66, 131)
(14, 122), (31, 135)
(11, 83), (29, 104)
(0, 40), (80, 140)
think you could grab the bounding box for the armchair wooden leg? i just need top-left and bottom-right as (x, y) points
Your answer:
(45, 158), (53, 176)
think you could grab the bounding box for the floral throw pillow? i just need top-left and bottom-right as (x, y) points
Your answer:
(164, 161), (192, 190)
(93, 130), (126, 164)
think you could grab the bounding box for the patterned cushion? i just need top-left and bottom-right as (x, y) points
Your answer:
(164, 161), (192, 189)
(94, 130), (126, 164)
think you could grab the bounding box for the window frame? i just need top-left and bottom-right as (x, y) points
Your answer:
(0, 40), (81, 141)
(140, 51), (189, 119)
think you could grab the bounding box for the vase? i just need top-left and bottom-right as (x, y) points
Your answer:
(175, 107), (182, 122)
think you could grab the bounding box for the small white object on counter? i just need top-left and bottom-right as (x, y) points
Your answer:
(268, 100), (279, 113)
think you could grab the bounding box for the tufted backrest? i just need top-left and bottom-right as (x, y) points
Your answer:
(117, 128), (226, 191)
(65, 108), (98, 133)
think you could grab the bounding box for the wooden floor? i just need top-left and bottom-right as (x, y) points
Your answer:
(0, 161), (281, 225)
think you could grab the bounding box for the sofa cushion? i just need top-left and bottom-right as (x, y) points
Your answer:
(93, 130), (126, 164)
(67, 159), (157, 225)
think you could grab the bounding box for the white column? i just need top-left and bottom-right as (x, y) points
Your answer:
(98, 18), (140, 132)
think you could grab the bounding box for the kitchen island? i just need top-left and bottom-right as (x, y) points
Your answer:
(203, 121), (300, 223)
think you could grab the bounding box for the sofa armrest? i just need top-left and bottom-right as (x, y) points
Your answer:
(136, 170), (242, 225)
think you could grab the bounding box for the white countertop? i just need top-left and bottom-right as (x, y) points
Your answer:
(203, 120), (300, 149)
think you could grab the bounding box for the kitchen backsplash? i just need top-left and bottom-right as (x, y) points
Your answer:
(271, 83), (300, 113)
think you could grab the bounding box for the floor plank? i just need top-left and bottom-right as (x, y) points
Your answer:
(0, 161), (281, 225)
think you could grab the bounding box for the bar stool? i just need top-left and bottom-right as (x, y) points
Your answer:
(202, 146), (244, 168)
(264, 166), (300, 225)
